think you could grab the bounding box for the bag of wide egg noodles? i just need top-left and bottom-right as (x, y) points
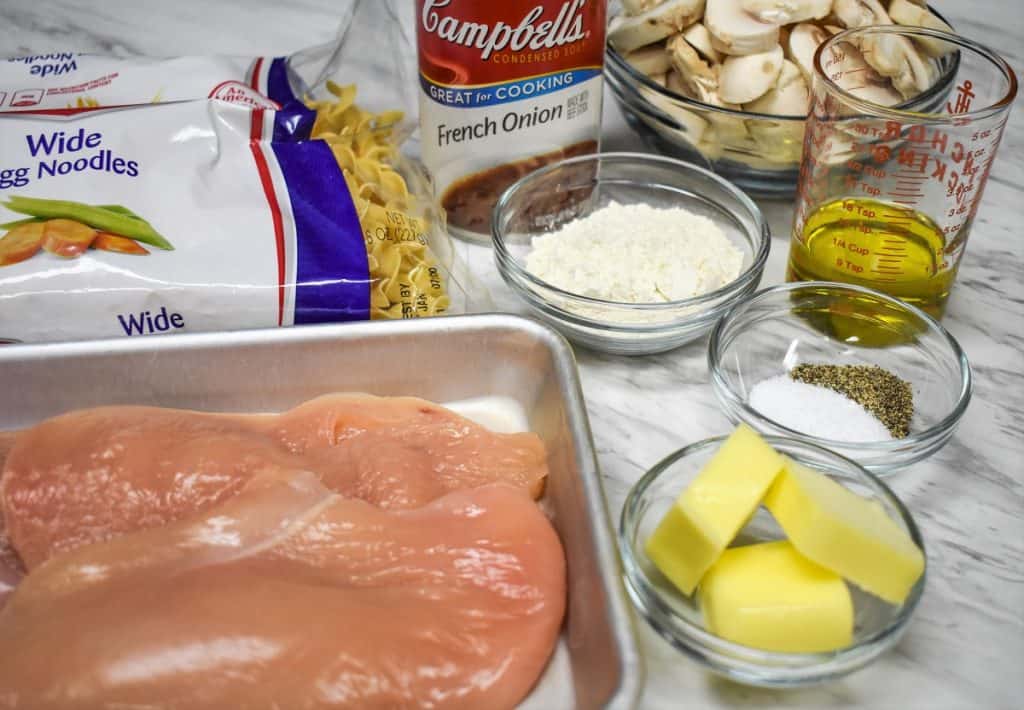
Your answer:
(0, 0), (471, 344)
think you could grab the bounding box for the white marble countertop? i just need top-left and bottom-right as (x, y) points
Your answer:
(2, 1), (1020, 708)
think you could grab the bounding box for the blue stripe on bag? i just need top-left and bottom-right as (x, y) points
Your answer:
(266, 56), (316, 140)
(270, 140), (370, 323)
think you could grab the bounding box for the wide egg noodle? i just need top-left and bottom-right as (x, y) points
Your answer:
(307, 83), (448, 319)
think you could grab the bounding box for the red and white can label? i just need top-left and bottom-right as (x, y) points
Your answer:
(417, 0), (607, 237)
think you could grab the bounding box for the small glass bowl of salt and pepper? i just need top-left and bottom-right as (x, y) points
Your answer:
(708, 282), (972, 474)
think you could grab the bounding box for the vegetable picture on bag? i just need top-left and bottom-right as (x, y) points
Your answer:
(0, 197), (171, 266)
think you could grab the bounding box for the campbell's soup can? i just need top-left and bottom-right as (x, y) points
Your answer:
(417, 0), (607, 241)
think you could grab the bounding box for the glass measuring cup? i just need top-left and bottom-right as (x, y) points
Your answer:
(788, 26), (1017, 319)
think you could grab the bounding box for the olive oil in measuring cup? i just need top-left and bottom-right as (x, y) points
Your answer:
(786, 25), (1017, 323)
(787, 198), (956, 318)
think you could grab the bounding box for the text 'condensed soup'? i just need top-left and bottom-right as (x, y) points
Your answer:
(416, 0), (606, 240)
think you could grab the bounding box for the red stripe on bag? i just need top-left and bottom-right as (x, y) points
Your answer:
(250, 56), (264, 92)
(249, 107), (286, 326)
(249, 57), (265, 140)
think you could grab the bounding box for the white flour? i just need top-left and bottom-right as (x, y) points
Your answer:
(524, 201), (744, 304)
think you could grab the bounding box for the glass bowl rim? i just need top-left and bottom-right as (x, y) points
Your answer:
(619, 434), (927, 668)
(603, 5), (960, 122)
(707, 280), (973, 452)
(491, 151), (771, 315)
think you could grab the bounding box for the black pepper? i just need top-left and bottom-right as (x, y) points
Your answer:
(789, 364), (914, 439)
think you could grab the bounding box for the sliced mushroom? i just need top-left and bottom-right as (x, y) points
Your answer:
(823, 24), (844, 34)
(667, 34), (720, 100)
(667, 75), (756, 154)
(744, 59), (809, 114)
(718, 44), (785, 103)
(645, 73), (711, 145)
(647, 109), (710, 144)
(888, 0), (955, 57)
(825, 39), (903, 105)
(626, 44), (673, 75)
(645, 110), (710, 149)
(649, 71), (669, 87)
(705, 0), (780, 55)
(666, 68), (697, 97)
(609, 0), (707, 53)
(863, 33), (936, 97)
(833, 0), (891, 28)
(667, 68), (744, 124)
(744, 60), (809, 161)
(740, 0), (833, 25)
(664, 50), (751, 145)
(682, 22), (723, 64)
(787, 22), (829, 81)
(832, 0), (934, 99)
(621, 0), (670, 15)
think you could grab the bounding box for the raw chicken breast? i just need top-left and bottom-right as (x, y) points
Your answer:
(0, 471), (566, 709)
(0, 519), (19, 610)
(0, 394), (547, 569)
(0, 431), (15, 465)
(0, 519), (20, 609)
(276, 395), (547, 506)
(0, 431), (23, 607)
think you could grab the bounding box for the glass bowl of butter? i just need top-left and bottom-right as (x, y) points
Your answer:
(619, 429), (926, 687)
(491, 152), (770, 355)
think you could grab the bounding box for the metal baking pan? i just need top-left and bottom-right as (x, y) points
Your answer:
(0, 313), (643, 709)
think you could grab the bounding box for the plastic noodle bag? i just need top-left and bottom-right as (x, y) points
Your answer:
(0, 0), (471, 343)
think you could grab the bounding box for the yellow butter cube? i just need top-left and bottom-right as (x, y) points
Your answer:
(765, 458), (925, 605)
(699, 540), (854, 653)
(645, 424), (785, 595)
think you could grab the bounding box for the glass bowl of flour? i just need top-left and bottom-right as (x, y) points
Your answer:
(491, 152), (770, 355)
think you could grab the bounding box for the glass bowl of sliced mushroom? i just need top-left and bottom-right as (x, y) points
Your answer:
(605, 0), (959, 197)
